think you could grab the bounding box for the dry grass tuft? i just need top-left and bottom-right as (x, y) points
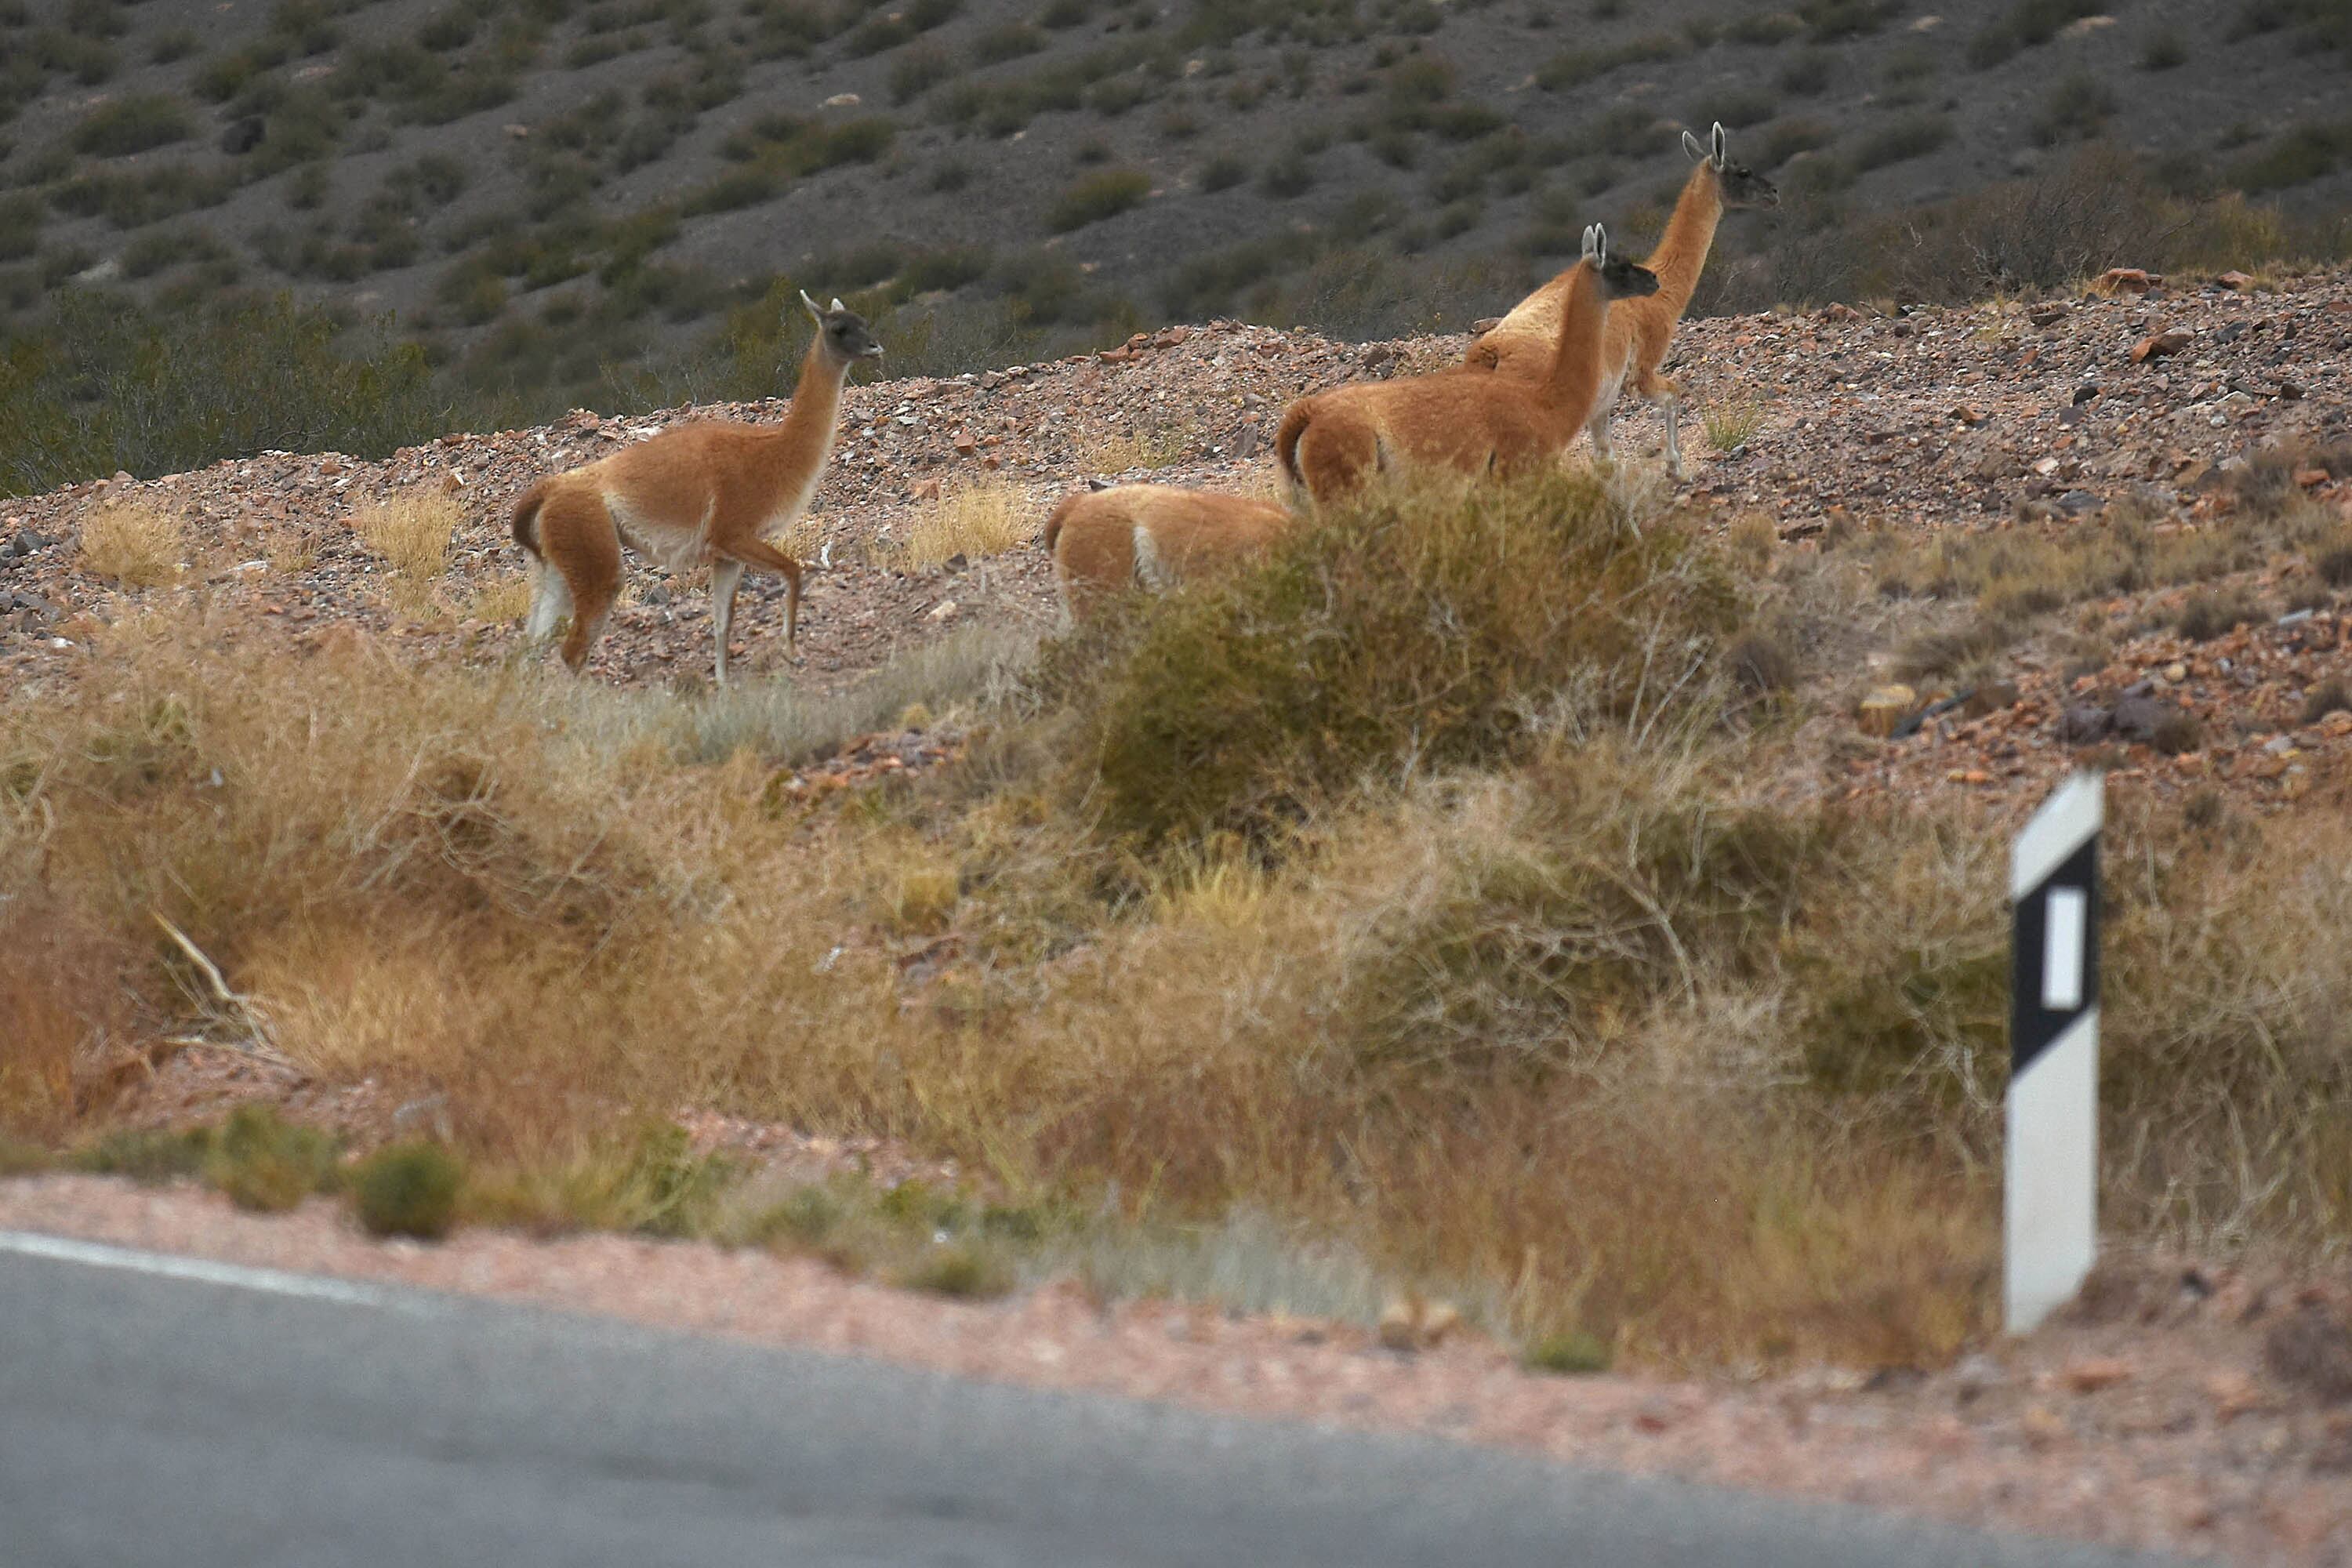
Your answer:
(1701, 395), (1766, 455)
(77, 500), (183, 587)
(1078, 419), (1190, 475)
(464, 575), (533, 626)
(351, 492), (460, 613)
(892, 478), (1036, 571)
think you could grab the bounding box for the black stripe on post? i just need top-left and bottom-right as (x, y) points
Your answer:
(2012, 837), (2098, 1075)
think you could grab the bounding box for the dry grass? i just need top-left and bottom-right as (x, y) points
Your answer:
(350, 491), (460, 614)
(1700, 395), (1766, 455)
(5, 470), (2350, 1369)
(464, 575), (533, 626)
(77, 500), (184, 587)
(890, 478), (1036, 571)
(261, 521), (325, 575)
(1078, 419), (1189, 475)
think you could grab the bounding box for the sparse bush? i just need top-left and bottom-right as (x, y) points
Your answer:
(1536, 33), (1686, 90)
(2303, 677), (2352, 724)
(72, 1127), (214, 1183)
(2140, 27), (2188, 69)
(350, 1141), (465, 1239)
(889, 42), (955, 103)
(1850, 114), (1951, 172)
(1523, 1329), (1613, 1374)
(1778, 50), (1835, 95)
(1200, 153), (1247, 191)
(1040, 469), (1738, 851)
(2175, 591), (2255, 643)
(1047, 166), (1149, 230)
(2033, 71), (2115, 147)
(896, 1240), (1016, 1298)
(71, 93), (195, 157)
(206, 1104), (339, 1212)
(1259, 152), (1316, 197)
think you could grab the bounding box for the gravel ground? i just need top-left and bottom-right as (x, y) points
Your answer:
(1, 1174), (2347, 1566)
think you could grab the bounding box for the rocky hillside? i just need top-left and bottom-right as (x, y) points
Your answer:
(5, 262), (2350, 820)
(2, 0), (2349, 413)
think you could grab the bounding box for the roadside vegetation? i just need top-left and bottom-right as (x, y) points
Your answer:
(6, 468), (2350, 1369)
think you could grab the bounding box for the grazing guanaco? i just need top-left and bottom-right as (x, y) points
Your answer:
(510, 292), (881, 683)
(1042, 481), (1296, 624)
(1463, 122), (1779, 478)
(1275, 226), (1658, 503)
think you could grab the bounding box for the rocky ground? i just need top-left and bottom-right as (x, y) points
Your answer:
(7, 269), (2352, 1562)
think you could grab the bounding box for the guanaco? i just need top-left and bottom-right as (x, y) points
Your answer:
(1275, 225), (1658, 503)
(1042, 481), (1296, 624)
(1463, 122), (1778, 478)
(509, 292), (881, 683)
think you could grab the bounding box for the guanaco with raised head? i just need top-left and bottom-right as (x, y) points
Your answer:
(510, 292), (881, 682)
(1042, 480), (1296, 624)
(1463, 122), (1778, 477)
(1275, 225), (1658, 503)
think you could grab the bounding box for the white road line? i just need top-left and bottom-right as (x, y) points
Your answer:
(0, 1230), (424, 1312)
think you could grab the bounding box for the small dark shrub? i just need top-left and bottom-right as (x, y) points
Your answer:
(2301, 677), (2352, 724)
(71, 1125), (213, 1183)
(1259, 152), (1315, 198)
(1200, 153), (1247, 192)
(1523, 1330), (1613, 1374)
(1048, 166), (1149, 230)
(350, 1142), (465, 1239)
(2033, 72), (2114, 147)
(205, 1104), (339, 1213)
(2140, 27), (2188, 69)
(896, 1240), (1015, 1298)
(1850, 114), (1951, 172)
(2174, 592), (2252, 643)
(71, 93), (194, 157)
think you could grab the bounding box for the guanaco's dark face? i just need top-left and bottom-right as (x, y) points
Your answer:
(1687, 122), (1781, 210)
(1580, 225), (1661, 303)
(1598, 256), (1661, 301)
(800, 291), (885, 361)
(1715, 158), (1780, 210)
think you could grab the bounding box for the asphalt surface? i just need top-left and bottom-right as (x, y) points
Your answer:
(0, 1232), (2183, 1568)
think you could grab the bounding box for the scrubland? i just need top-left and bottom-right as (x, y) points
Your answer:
(5, 468), (2350, 1370)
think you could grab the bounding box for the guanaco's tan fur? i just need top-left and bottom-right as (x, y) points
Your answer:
(1275, 227), (1657, 504)
(1463, 123), (1778, 477)
(510, 292), (881, 682)
(1043, 482), (1296, 623)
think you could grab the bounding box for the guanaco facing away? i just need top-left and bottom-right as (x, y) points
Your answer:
(1275, 225), (1659, 504)
(510, 292), (881, 683)
(1463, 122), (1778, 479)
(1043, 480), (1296, 624)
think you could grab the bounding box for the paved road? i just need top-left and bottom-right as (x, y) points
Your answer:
(0, 1232), (2177, 1568)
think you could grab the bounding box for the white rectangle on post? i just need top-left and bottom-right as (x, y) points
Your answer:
(2005, 1009), (2100, 1333)
(2041, 887), (2086, 1011)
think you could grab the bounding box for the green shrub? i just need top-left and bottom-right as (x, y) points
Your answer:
(1850, 113), (1951, 172)
(2033, 71), (2114, 146)
(349, 1142), (465, 1239)
(2237, 122), (2352, 192)
(0, 193), (39, 263)
(71, 93), (194, 157)
(2140, 26), (2188, 68)
(1523, 1330), (1613, 1374)
(1048, 166), (1149, 230)
(974, 20), (1046, 60)
(889, 42), (955, 103)
(1259, 152), (1315, 197)
(71, 1125), (213, 1183)
(1200, 153), (1247, 191)
(1040, 470), (1741, 851)
(1536, 32), (1686, 90)
(205, 1104), (339, 1212)
(896, 1240), (1016, 1298)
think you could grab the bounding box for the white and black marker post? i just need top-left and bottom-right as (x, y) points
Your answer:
(2005, 770), (2103, 1334)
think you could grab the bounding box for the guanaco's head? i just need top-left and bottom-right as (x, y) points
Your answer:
(1581, 225), (1661, 303)
(800, 289), (885, 365)
(1682, 122), (1780, 211)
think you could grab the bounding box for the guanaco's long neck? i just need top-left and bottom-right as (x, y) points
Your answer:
(1643, 162), (1725, 318)
(1535, 261), (1609, 421)
(760, 336), (851, 497)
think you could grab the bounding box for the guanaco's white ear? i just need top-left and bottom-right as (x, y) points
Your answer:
(1711, 121), (1727, 168)
(1682, 129), (1706, 162)
(829, 296), (846, 313)
(1581, 224), (1599, 262)
(798, 289), (824, 321)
